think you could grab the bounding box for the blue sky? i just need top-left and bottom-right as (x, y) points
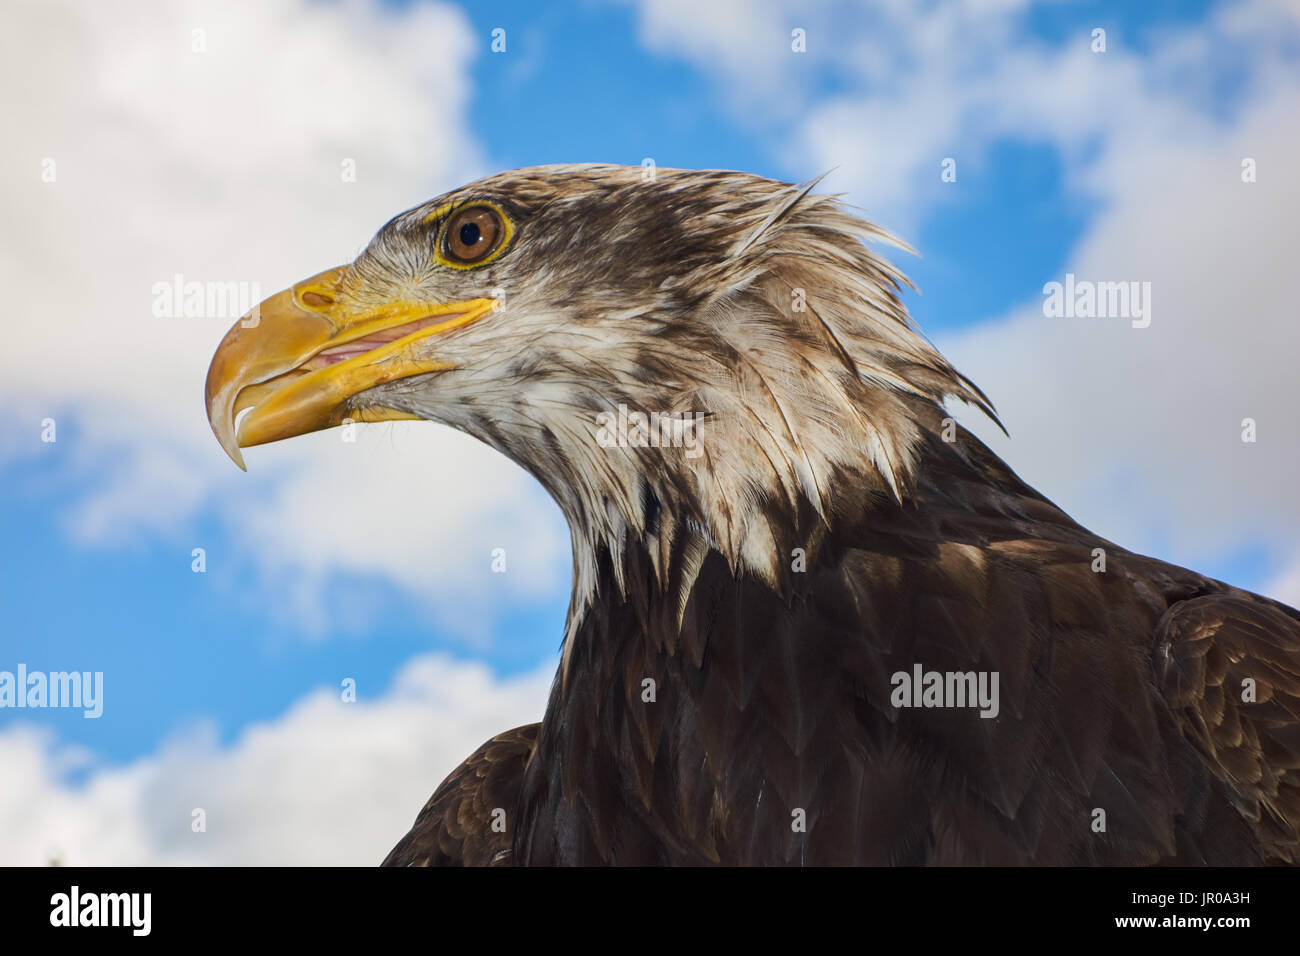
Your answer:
(2, 0), (1297, 864)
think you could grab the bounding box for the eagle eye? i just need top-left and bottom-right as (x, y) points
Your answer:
(440, 205), (509, 267)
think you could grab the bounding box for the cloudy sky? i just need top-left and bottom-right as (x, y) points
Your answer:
(2, 0), (1297, 865)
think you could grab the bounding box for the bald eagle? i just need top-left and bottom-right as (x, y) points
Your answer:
(206, 165), (1300, 865)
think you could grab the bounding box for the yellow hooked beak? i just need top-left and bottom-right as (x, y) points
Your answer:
(204, 266), (495, 470)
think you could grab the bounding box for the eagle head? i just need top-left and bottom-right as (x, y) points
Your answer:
(205, 164), (995, 600)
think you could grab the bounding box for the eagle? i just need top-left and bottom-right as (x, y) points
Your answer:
(205, 164), (1300, 865)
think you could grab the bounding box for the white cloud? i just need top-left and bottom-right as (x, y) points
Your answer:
(0, 0), (569, 637)
(0, 654), (554, 865)
(1266, 558), (1300, 612)
(629, 0), (799, 106)
(940, 80), (1300, 582)
(627, 0), (1050, 229)
(625, 0), (1292, 227)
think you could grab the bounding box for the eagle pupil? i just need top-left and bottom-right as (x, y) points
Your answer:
(459, 222), (481, 247)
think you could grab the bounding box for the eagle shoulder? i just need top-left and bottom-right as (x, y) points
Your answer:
(1154, 592), (1300, 863)
(381, 723), (539, 867)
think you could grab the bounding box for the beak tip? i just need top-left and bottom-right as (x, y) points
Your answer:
(206, 392), (249, 472)
(215, 426), (248, 471)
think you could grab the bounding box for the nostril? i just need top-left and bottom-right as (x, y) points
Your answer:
(300, 290), (334, 309)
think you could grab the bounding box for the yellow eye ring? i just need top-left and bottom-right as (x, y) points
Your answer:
(429, 200), (515, 270)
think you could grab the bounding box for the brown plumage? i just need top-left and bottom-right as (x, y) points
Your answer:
(388, 418), (1300, 865)
(384, 725), (537, 866)
(205, 165), (1300, 865)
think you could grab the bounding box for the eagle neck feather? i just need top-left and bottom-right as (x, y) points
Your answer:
(554, 191), (997, 677)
